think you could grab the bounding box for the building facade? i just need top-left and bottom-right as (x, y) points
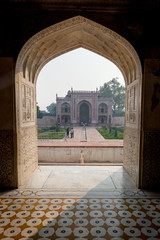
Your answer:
(56, 89), (113, 126)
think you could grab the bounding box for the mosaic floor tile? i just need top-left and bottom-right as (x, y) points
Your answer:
(0, 198), (160, 239)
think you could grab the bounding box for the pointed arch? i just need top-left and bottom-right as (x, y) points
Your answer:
(15, 16), (142, 187)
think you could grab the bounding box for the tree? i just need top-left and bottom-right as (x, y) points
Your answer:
(46, 102), (56, 115)
(37, 105), (43, 118)
(99, 82), (112, 98)
(55, 121), (60, 132)
(100, 78), (125, 115)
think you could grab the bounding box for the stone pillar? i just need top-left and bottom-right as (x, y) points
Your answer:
(95, 96), (98, 124)
(92, 95), (96, 124)
(140, 59), (160, 189)
(71, 95), (77, 124)
(56, 98), (61, 124)
(123, 78), (141, 187)
(15, 74), (38, 187)
(0, 57), (17, 188)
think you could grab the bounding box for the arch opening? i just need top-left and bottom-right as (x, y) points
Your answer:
(15, 16), (142, 187)
(79, 102), (90, 125)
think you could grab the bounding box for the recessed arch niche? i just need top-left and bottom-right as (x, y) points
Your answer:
(78, 100), (92, 125)
(15, 16), (142, 187)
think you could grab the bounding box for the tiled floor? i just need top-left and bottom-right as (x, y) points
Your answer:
(1, 166), (160, 239)
(0, 197), (160, 239)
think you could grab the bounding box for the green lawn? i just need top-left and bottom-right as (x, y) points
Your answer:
(97, 126), (124, 139)
(38, 126), (70, 139)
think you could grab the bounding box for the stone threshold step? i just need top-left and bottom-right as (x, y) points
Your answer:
(38, 162), (123, 166)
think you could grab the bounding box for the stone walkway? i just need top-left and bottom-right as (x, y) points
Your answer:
(38, 127), (123, 147)
(4, 165), (160, 198)
(21, 166), (135, 190)
(86, 127), (106, 142)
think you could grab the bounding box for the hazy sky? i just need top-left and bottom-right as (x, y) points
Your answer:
(37, 48), (124, 110)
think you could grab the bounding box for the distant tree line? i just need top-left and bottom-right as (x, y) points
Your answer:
(37, 103), (56, 118)
(37, 105), (43, 118)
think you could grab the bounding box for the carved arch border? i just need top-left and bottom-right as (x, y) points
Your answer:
(15, 16), (142, 187)
(15, 16), (142, 84)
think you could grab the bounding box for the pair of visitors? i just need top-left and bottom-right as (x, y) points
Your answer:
(70, 128), (74, 138)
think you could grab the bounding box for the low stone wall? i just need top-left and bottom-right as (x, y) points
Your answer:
(112, 116), (124, 126)
(37, 116), (124, 127)
(37, 116), (56, 127)
(38, 146), (123, 163)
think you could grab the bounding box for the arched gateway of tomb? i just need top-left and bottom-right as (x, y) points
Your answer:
(15, 16), (142, 187)
(56, 90), (113, 126)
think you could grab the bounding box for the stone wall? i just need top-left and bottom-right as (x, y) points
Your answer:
(38, 146), (123, 164)
(0, 58), (17, 188)
(0, 130), (16, 188)
(37, 116), (56, 127)
(112, 116), (124, 126)
(18, 126), (38, 186)
(141, 59), (160, 189)
(37, 116), (124, 127)
(142, 131), (160, 189)
(14, 73), (39, 187)
(123, 127), (139, 185)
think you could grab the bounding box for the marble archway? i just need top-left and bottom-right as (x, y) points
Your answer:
(15, 16), (142, 187)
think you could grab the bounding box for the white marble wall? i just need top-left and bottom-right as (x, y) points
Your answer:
(38, 146), (123, 163)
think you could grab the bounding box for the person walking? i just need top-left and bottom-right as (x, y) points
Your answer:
(70, 128), (74, 138)
(66, 127), (69, 138)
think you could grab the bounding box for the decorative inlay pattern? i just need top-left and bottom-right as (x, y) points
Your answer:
(22, 83), (34, 123)
(143, 131), (160, 189)
(0, 197), (160, 239)
(123, 127), (138, 184)
(0, 130), (16, 188)
(126, 84), (137, 124)
(15, 16), (142, 83)
(0, 188), (147, 199)
(19, 126), (38, 174)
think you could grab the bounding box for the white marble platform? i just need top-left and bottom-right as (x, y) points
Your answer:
(1, 166), (160, 198)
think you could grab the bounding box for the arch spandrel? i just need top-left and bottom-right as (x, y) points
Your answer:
(16, 16), (142, 85)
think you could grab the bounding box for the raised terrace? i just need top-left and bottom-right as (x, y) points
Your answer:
(38, 126), (123, 164)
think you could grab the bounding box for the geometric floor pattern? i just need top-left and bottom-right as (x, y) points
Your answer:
(0, 198), (160, 239)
